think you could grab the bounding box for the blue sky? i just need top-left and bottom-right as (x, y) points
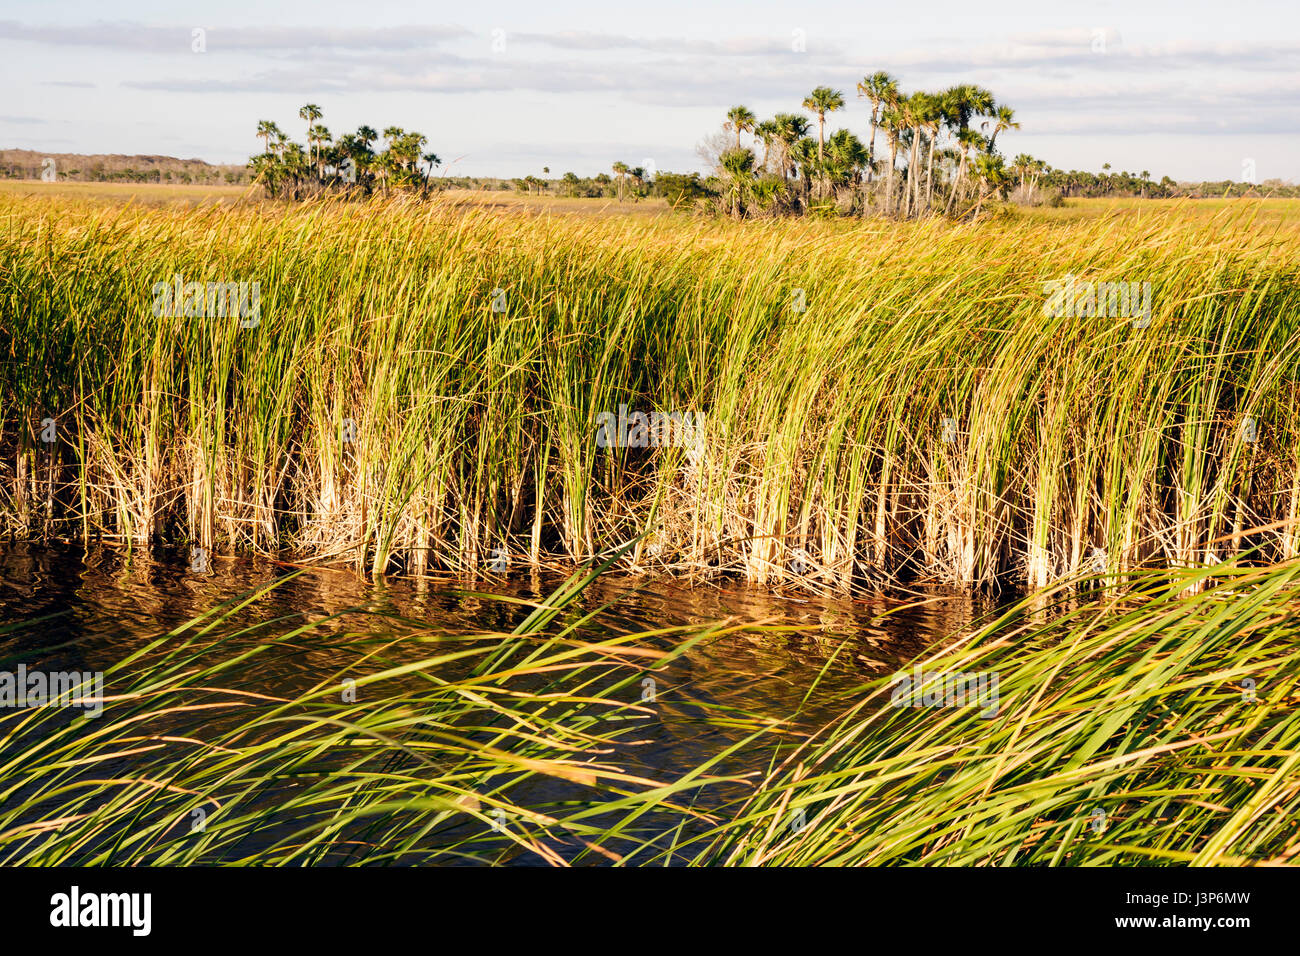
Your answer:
(3, 0), (1298, 181)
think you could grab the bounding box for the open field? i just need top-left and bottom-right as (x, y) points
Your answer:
(4, 193), (1300, 589)
(437, 188), (674, 218)
(0, 179), (252, 205)
(0, 179), (672, 215)
(9, 177), (1299, 223)
(1017, 195), (1300, 227)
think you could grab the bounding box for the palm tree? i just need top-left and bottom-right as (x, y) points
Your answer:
(945, 127), (986, 215)
(720, 147), (755, 217)
(391, 131), (426, 179)
(880, 105), (904, 216)
(248, 151), (282, 195)
(307, 124), (331, 178)
(612, 161), (629, 200)
(373, 151), (396, 192)
(790, 137), (818, 207)
(256, 120), (280, 155)
(900, 91), (932, 217)
(279, 142), (310, 198)
(942, 84), (995, 135)
(773, 113), (809, 184)
(1011, 153), (1034, 193)
(299, 104), (322, 170)
(856, 71), (897, 185)
(824, 129), (868, 209)
(970, 152), (1008, 218)
(755, 119), (778, 173)
(802, 87), (845, 202)
(1029, 159), (1048, 200)
(802, 86), (845, 165)
(987, 104), (1019, 153)
(919, 94), (945, 212)
(725, 106), (756, 149)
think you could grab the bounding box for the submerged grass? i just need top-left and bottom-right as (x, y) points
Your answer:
(3, 193), (1300, 591)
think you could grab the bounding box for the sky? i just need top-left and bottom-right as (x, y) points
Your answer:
(2, 0), (1298, 182)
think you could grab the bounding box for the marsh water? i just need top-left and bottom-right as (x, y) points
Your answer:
(0, 543), (1004, 862)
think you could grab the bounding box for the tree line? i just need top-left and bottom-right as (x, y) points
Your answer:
(702, 75), (1030, 218)
(244, 94), (1296, 210)
(248, 105), (440, 198)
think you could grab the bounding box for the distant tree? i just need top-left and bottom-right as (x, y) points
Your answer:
(725, 105), (756, 149)
(299, 104), (323, 171)
(720, 147), (755, 217)
(987, 104), (1019, 153)
(856, 71), (898, 185)
(802, 87), (845, 164)
(612, 161), (629, 200)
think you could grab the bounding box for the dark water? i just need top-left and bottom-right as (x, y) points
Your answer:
(0, 543), (1003, 863)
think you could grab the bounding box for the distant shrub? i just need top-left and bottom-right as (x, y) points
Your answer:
(653, 172), (716, 208)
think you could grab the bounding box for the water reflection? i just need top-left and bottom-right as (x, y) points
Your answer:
(0, 543), (1007, 863)
(1, 543), (999, 705)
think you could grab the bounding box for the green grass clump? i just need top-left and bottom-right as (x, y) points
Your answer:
(687, 558), (1300, 866)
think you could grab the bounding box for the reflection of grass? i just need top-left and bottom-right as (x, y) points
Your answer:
(4, 559), (1298, 866)
(690, 558), (1300, 866)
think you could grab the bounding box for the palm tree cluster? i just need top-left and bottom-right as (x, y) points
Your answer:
(712, 75), (1041, 219)
(249, 105), (439, 199)
(1041, 164), (1177, 199)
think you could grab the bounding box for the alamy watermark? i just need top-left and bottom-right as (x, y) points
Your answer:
(1043, 274), (1151, 327)
(50, 886), (150, 936)
(595, 405), (705, 451)
(1, 665), (104, 717)
(152, 274), (261, 328)
(889, 665), (999, 718)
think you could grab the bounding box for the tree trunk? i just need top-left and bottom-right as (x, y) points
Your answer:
(866, 109), (879, 184)
(885, 139), (898, 216)
(924, 128), (938, 213)
(945, 149), (968, 215)
(906, 130), (920, 217)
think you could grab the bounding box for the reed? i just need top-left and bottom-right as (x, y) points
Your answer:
(3, 193), (1300, 587)
(4, 557), (1297, 865)
(686, 557), (1300, 866)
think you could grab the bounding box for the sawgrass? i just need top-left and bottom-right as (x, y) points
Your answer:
(3, 556), (1296, 865)
(3, 193), (1300, 588)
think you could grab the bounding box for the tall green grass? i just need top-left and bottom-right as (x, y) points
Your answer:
(688, 558), (1300, 866)
(3, 557), (1297, 865)
(3, 194), (1300, 587)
